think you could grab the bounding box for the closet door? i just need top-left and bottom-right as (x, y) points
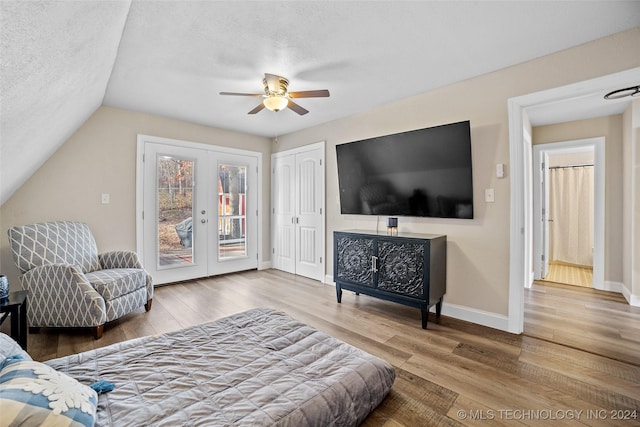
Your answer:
(271, 143), (325, 281)
(294, 149), (323, 280)
(271, 154), (296, 274)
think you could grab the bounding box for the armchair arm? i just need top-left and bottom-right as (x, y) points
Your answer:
(21, 264), (106, 328)
(99, 251), (143, 270)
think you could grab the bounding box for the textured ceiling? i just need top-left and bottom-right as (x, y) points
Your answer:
(1, 1), (640, 205)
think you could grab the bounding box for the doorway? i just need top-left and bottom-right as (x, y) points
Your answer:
(532, 138), (604, 290)
(137, 135), (260, 285)
(507, 67), (639, 334)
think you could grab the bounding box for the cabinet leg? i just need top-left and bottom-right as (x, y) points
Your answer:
(421, 304), (428, 329)
(336, 284), (343, 303)
(436, 298), (443, 318)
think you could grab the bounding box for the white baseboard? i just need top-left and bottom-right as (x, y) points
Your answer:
(438, 303), (510, 332)
(618, 282), (640, 307)
(259, 261), (272, 270)
(602, 280), (623, 293)
(323, 275), (510, 332)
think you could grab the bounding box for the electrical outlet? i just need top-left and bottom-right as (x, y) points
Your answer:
(101, 193), (110, 204)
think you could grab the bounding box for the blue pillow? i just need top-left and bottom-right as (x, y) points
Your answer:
(0, 358), (97, 426)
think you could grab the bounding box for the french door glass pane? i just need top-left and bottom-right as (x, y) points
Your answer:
(157, 155), (194, 267)
(218, 164), (247, 259)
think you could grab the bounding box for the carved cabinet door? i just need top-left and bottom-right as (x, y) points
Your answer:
(376, 239), (425, 297)
(335, 235), (375, 287)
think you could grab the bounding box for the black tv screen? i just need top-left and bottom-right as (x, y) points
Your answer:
(336, 120), (473, 219)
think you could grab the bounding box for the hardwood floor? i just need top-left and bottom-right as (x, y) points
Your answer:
(11, 269), (640, 426)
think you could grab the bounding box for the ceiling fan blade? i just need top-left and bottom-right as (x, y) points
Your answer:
(248, 103), (265, 114)
(289, 89), (330, 98)
(264, 73), (283, 93)
(220, 92), (263, 97)
(287, 100), (309, 115)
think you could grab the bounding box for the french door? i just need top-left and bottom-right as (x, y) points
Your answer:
(139, 138), (259, 285)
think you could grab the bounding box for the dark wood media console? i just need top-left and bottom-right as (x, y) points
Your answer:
(334, 230), (446, 329)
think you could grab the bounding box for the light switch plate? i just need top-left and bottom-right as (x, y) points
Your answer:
(101, 193), (110, 204)
(485, 188), (495, 203)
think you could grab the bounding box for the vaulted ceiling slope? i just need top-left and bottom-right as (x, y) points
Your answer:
(1, 1), (639, 206)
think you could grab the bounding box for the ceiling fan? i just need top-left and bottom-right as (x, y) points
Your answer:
(220, 73), (330, 115)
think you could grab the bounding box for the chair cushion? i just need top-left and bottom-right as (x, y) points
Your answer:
(85, 269), (147, 301)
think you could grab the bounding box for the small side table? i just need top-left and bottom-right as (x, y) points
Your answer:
(0, 290), (28, 351)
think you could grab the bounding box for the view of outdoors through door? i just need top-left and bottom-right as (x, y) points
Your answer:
(218, 163), (247, 260)
(157, 155), (194, 267)
(156, 160), (250, 265)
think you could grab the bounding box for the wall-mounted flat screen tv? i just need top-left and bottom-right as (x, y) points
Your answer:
(336, 120), (473, 219)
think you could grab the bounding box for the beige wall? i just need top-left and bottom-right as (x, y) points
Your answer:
(273, 28), (640, 319)
(532, 115), (624, 283)
(0, 106), (271, 286)
(546, 151), (594, 168)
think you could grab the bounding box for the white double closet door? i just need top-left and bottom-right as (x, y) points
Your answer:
(138, 136), (259, 285)
(271, 142), (325, 282)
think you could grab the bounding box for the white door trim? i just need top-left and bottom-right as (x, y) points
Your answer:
(136, 134), (263, 283)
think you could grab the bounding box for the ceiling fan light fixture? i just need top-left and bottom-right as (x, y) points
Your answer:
(221, 73), (329, 115)
(263, 95), (289, 112)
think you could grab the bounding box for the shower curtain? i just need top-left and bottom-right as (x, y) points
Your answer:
(549, 165), (594, 267)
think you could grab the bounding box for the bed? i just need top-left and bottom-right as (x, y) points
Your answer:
(0, 308), (395, 426)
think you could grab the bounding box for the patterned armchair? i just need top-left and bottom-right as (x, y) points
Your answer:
(7, 221), (153, 339)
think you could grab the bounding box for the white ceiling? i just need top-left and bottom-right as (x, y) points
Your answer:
(1, 1), (639, 205)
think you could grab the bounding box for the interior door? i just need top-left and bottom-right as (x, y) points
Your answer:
(271, 154), (296, 274)
(541, 152), (550, 279)
(294, 149), (324, 280)
(532, 147), (550, 281)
